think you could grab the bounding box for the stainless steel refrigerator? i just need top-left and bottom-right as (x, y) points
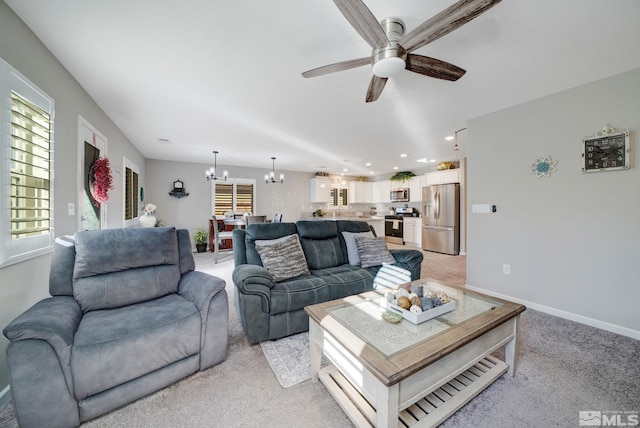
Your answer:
(422, 183), (460, 255)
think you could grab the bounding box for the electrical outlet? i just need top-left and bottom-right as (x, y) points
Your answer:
(67, 203), (75, 216)
(503, 264), (511, 275)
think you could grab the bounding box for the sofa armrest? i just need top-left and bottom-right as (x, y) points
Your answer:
(390, 249), (424, 280)
(178, 270), (226, 312)
(3, 296), (81, 347)
(232, 264), (274, 311)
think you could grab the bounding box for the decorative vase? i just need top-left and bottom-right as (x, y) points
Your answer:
(139, 214), (156, 228)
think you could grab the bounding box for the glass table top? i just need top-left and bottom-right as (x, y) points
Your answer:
(326, 281), (503, 358)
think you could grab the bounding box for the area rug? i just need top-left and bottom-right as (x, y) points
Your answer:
(260, 332), (315, 388)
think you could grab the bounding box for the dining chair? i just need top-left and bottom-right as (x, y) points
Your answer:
(213, 221), (234, 264)
(273, 213), (283, 223)
(245, 215), (267, 225)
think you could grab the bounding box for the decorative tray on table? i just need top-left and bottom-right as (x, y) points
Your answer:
(383, 287), (456, 324)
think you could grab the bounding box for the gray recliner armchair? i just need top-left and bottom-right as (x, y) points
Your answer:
(3, 227), (229, 427)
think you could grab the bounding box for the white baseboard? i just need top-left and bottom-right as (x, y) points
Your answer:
(0, 385), (9, 408)
(465, 284), (640, 341)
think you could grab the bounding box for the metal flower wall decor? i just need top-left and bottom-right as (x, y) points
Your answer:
(530, 156), (558, 178)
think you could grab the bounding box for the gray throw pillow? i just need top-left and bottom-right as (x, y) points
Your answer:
(354, 235), (396, 268)
(255, 234), (310, 282)
(341, 230), (374, 265)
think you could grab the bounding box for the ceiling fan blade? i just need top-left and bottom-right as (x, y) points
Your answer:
(333, 0), (389, 49)
(406, 54), (466, 81)
(302, 57), (371, 78)
(400, 0), (502, 52)
(365, 75), (387, 103)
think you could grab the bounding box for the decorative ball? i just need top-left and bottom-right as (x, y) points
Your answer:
(424, 291), (436, 299)
(410, 296), (422, 307)
(397, 296), (411, 310)
(435, 291), (450, 304)
(432, 297), (442, 307)
(385, 292), (395, 302)
(410, 305), (423, 314)
(390, 299), (398, 306)
(421, 297), (434, 311)
(410, 284), (424, 297)
(396, 289), (409, 299)
(408, 292), (419, 301)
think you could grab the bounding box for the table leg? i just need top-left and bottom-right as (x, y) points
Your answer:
(309, 321), (322, 383)
(376, 382), (399, 428)
(505, 314), (521, 376)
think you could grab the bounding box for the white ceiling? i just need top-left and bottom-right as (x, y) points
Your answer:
(5, 0), (640, 177)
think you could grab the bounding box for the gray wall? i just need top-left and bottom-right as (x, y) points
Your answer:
(0, 3), (145, 400)
(145, 159), (316, 242)
(467, 67), (640, 337)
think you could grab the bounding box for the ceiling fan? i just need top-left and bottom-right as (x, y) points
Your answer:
(302, 0), (502, 102)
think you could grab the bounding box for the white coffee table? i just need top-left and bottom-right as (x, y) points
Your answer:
(305, 281), (525, 428)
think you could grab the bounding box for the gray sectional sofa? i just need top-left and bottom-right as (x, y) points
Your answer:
(3, 227), (229, 428)
(232, 220), (423, 344)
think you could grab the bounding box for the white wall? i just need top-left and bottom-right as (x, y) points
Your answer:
(0, 3), (146, 400)
(466, 68), (640, 338)
(145, 159), (316, 242)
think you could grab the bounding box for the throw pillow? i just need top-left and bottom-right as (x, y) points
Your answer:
(354, 235), (396, 268)
(341, 230), (374, 265)
(255, 234), (310, 282)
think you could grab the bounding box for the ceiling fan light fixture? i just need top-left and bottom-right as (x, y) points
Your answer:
(372, 44), (407, 78)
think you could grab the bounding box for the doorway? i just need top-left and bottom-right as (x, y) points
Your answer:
(77, 116), (107, 230)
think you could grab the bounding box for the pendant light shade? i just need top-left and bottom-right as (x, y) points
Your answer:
(265, 157), (284, 184)
(205, 151), (228, 181)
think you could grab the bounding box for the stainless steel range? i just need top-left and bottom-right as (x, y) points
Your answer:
(384, 207), (416, 245)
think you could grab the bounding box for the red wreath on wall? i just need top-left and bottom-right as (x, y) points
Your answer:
(88, 157), (113, 207)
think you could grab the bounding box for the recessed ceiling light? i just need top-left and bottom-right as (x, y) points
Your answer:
(369, 171), (374, 174)
(400, 153), (407, 158)
(416, 158), (428, 163)
(343, 168), (348, 172)
(365, 162), (372, 167)
(393, 166), (399, 170)
(445, 136), (454, 141)
(430, 159), (436, 162)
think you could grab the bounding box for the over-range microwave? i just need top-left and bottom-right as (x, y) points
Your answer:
(390, 188), (409, 202)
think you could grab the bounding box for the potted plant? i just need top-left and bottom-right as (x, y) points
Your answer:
(389, 171), (416, 183)
(194, 228), (208, 253)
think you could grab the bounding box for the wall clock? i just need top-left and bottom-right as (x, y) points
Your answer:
(582, 129), (629, 173)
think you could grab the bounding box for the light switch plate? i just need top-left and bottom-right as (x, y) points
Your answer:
(472, 204), (491, 214)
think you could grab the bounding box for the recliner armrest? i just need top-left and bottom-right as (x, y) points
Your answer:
(232, 264), (275, 292)
(3, 295), (81, 392)
(3, 296), (81, 346)
(178, 270), (226, 312)
(390, 249), (424, 280)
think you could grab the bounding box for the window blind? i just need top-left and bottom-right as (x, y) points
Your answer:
(10, 91), (51, 240)
(214, 183), (233, 215)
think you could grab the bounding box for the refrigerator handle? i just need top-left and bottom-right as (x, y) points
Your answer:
(434, 190), (440, 219)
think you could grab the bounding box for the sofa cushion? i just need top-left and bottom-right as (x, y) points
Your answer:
(269, 275), (330, 315)
(310, 265), (373, 299)
(73, 228), (181, 311)
(71, 294), (201, 399)
(255, 234), (310, 282)
(297, 221), (345, 269)
(355, 235), (396, 268)
(341, 231), (374, 265)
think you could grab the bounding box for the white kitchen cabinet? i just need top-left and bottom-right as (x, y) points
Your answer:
(348, 181), (372, 204)
(409, 177), (422, 202)
(371, 180), (391, 203)
(310, 177), (331, 203)
(423, 169), (460, 186)
(403, 217), (422, 248)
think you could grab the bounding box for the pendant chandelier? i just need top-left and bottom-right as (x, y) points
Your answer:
(265, 157), (284, 184)
(205, 151), (228, 181)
